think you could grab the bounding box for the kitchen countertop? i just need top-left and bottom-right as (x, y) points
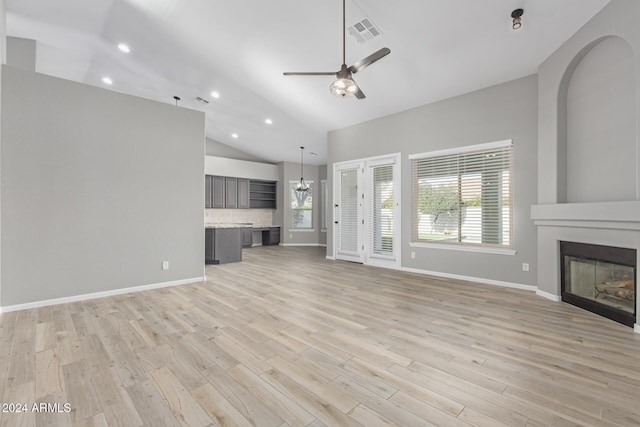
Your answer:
(205, 223), (281, 229)
(205, 223), (251, 229)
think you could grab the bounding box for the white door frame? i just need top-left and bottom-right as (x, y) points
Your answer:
(332, 153), (401, 268)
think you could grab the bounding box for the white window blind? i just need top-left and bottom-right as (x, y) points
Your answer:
(290, 181), (313, 229)
(370, 164), (394, 256)
(412, 142), (513, 248)
(338, 169), (359, 253)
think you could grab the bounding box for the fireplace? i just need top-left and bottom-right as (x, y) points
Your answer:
(560, 241), (636, 327)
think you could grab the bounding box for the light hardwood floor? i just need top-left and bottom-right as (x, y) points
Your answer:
(1, 246), (640, 426)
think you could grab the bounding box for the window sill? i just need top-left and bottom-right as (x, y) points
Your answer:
(409, 242), (516, 256)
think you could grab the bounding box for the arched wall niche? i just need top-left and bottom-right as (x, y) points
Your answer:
(557, 36), (637, 203)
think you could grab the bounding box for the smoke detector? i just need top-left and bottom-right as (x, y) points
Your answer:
(348, 17), (381, 43)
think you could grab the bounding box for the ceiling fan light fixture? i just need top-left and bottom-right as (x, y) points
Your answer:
(330, 78), (358, 97)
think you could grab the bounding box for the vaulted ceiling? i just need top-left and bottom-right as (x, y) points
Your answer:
(6, 0), (610, 164)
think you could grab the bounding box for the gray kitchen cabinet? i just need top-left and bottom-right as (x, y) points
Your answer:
(241, 227), (253, 248)
(225, 178), (238, 208)
(205, 176), (213, 208)
(212, 176), (226, 208)
(205, 227), (242, 264)
(205, 228), (215, 263)
(237, 179), (250, 209)
(214, 228), (242, 263)
(249, 180), (277, 209)
(262, 226), (281, 246)
(206, 175), (276, 209)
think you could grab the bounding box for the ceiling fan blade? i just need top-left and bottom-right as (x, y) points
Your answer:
(351, 77), (366, 99)
(283, 72), (337, 76)
(348, 47), (391, 74)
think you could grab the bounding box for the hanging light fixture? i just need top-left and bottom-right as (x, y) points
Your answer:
(330, 65), (359, 97)
(329, 0), (360, 97)
(296, 146), (310, 193)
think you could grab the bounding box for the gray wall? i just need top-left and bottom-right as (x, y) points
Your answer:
(328, 75), (538, 286)
(1, 65), (205, 306)
(281, 161), (323, 245)
(538, 0), (640, 204)
(205, 138), (270, 163)
(319, 165), (327, 246)
(566, 37), (635, 203)
(6, 36), (35, 72)
(275, 162), (285, 241)
(0, 0), (5, 309)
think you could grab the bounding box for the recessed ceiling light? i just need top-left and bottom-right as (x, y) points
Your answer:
(265, 118), (273, 125)
(231, 133), (239, 139)
(118, 43), (130, 53)
(211, 91), (220, 99)
(102, 77), (113, 85)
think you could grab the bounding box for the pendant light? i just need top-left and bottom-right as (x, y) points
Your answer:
(296, 146), (310, 193)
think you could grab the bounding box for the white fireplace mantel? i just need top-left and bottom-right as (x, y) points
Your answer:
(531, 201), (640, 230)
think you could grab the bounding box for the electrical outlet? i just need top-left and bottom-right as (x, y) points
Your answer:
(522, 263), (529, 272)
(411, 251), (416, 259)
(162, 261), (169, 270)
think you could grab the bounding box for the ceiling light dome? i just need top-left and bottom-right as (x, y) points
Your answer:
(330, 78), (358, 97)
(330, 64), (359, 97)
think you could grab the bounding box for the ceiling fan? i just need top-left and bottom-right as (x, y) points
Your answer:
(283, 0), (390, 99)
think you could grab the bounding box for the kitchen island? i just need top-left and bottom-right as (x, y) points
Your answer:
(205, 224), (246, 264)
(205, 223), (281, 264)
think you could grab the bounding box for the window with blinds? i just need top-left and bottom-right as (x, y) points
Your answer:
(411, 141), (513, 248)
(370, 164), (394, 256)
(290, 181), (313, 229)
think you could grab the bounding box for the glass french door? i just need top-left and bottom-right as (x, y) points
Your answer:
(335, 164), (364, 263)
(334, 154), (400, 267)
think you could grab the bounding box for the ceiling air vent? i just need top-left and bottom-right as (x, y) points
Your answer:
(194, 96), (210, 104)
(348, 17), (382, 43)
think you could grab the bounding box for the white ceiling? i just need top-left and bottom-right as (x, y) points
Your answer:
(6, 0), (610, 165)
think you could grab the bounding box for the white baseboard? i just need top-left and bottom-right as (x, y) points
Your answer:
(401, 266), (536, 292)
(281, 243), (325, 247)
(536, 289), (561, 302)
(0, 277), (205, 313)
(635, 324), (640, 334)
(326, 256), (336, 260)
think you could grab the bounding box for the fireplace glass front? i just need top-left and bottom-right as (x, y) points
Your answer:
(560, 241), (636, 327)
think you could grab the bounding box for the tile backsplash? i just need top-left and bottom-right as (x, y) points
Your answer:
(205, 209), (273, 227)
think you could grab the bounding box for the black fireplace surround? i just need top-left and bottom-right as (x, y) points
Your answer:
(560, 241), (636, 327)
